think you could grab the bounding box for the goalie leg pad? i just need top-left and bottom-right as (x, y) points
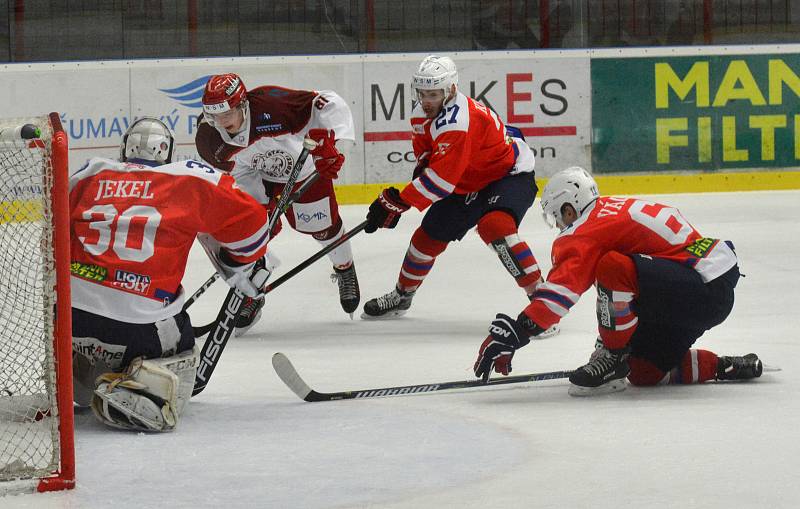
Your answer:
(90, 346), (199, 432)
(72, 348), (114, 407)
(91, 367), (177, 432)
(154, 345), (200, 415)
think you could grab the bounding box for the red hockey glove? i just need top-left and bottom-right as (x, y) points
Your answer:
(365, 187), (410, 234)
(473, 313), (532, 382)
(307, 128), (344, 179)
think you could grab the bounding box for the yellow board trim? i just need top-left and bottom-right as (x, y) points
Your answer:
(333, 171), (800, 205)
(4, 171), (797, 223)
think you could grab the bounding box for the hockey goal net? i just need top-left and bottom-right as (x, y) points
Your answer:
(0, 113), (74, 493)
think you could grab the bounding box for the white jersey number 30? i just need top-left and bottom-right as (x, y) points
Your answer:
(79, 204), (162, 262)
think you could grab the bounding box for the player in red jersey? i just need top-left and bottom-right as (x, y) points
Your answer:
(362, 55), (552, 333)
(71, 117), (273, 431)
(473, 167), (763, 396)
(195, 73), (360, 325)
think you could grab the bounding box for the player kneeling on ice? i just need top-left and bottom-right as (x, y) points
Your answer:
(362, 55), (553, 335)
(473, 167), (763, 396)
(70, 117), (274, 431)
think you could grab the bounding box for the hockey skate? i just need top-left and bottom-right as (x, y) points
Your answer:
(361, 285), (415, 320)
(716, 353), (763, 380)
(331, 262), (361, 318)
(234, 296), (264, 337)
(568, 345), (630, 396)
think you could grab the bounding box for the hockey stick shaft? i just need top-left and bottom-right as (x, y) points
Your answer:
(192, 142), (315, 396)
(192, 220), (368, 338)
(266, 146), (315, 232)
(272, 352), (573, 402)
(182, 272), (221, 312)
(192, 286), (245, 396)
(262, 220), (367, 294)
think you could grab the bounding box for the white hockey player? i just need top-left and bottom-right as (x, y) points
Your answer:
(70, 117), (273, 431)
(195, 73), (360, 325)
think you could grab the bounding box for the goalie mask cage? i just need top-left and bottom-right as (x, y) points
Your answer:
(0, 113), (74, 494)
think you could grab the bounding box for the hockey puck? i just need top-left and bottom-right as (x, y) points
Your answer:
(20, 124), (41, 139)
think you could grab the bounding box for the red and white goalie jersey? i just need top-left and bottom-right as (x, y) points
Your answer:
(195, 86), (355, 204)
(70, 157), (270, 324)
(525, 196), (738, 329)
(400, 91), (535, 210)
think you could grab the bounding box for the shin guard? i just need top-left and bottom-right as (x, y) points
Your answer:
(311, 217), (353, 268)
(476, 211), (541, 292)
(628, 349), (719, 386)
(397, 228), (448, 292)
(595, 251), (639, 350)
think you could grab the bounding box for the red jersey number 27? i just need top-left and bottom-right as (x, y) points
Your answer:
(78, 204), (162, 262)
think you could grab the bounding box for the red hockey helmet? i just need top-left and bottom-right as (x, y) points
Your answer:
(202, 73), (247, 116)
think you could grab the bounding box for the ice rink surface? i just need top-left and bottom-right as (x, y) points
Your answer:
(6, 190), (800, 509)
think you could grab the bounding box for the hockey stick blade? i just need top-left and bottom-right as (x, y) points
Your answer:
(272, 352), (572, 402)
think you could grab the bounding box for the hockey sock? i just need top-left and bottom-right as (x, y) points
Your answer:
(628, 350), (719, 386)
(397, 227), (448, 292)
(311, 218), (353, 268)
(476, 211), (541, 293)
(595, 251), (639, 350)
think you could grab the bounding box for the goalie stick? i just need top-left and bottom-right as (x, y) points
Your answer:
(271, 352), (573, 402)
(192, 139), (315, 397)
(192, 220), (368, 338)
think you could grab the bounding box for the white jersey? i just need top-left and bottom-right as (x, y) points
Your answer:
(195, 86), (355, 204)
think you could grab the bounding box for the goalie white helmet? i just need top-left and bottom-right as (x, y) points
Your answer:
(412, 55), (458, 103)
(541, 166), (599, 229)
(120, 117), (175, 165)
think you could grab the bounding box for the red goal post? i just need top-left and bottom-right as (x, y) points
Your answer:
(0, 113), (74, 493)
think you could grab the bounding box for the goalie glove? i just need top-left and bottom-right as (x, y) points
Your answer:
(473, 313), (533, 382)
(219, 254), (276, 298)
(198, 234), (277, 297)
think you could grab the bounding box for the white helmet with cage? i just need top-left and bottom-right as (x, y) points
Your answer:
(411, 55), (458, 104)
(540, 166), (599, 229)
(120, 117), (175, 165)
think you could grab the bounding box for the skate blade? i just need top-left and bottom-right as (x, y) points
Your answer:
(360, 309), (409, 321)
(534, 324), (560, 340)
(568, 378), (627, 397)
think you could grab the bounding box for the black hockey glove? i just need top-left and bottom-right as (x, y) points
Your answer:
(473, 313), (532, 382)
(365, 187), (410, 234)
